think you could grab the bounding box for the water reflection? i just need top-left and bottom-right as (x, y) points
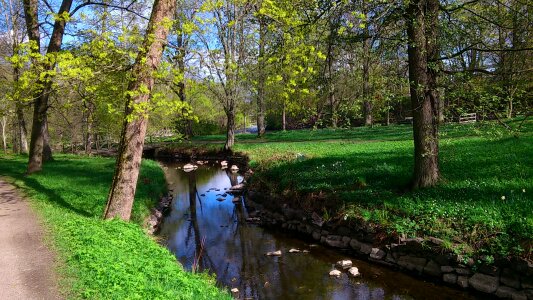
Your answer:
(160, 163), (477, 300)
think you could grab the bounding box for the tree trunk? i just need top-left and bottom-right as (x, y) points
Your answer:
(12, 65), (29, 154)
(362, 2), (372, 126)
(85, 105), (94, 154)
(406, 0), (440, 189)
(256, 17), (266, 137)
(174, 29), (193, 138)
(25, 0), (73, 173)
(104, 0), (177, 220)
(224, 107), (235, 151)
(1, 117), (7, 154)
(282, 103), (286, 131)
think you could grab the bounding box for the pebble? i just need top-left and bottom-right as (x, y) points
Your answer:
(266, 250), (282, 256)
(329, 270), (342, 277)
(336, 260), (353, 269)
(348, 267), (360, 277)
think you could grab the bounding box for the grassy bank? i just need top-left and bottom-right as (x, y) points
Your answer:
(189, 120), (532, 260)
(0, 155), (229, 299)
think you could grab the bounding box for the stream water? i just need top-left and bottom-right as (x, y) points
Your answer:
(159, 162), (478, 300)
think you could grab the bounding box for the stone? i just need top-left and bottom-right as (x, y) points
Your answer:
(500, 268), (521, 289)
(455, 268), (471, 276)
(398, 256), (427, 273)
(441, 266), (455, 273)
(370, 248), (386, 260)
(336, 260), (352, 269)
(342, 236), (351, 245)
(183, 163), (198, 172)
(469, 273), (499, 294)
(496, 286), (527, 300)
(231, 288), (239, 293)
(348, 267), (360, 277)
(479, 264), (500, 276)
(329, 270), (342, 277)
(325, 238), (347, 248)
(216, 197), (225, 202)
(266, 250), (282, 256)
(230, 165), (239, 172)
(423, 260), (442, 277)
(443, 273), (457, 284)
(327, 235), (342, 241)
(350, 239), (372, 254)
(289, 248), (301, 253)
(349, 239), (362, 251)
(220, 160), (228, 167)
(523, 289), (533, 300)
(457, 276), (469, 288)
(428, 236), (444, 246)
(312, 231), (321, 241)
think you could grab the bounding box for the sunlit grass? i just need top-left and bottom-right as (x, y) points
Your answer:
(232, 120), (533, 257)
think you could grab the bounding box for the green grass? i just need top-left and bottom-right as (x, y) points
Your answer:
(0, 155), (229, 300)
(229, 120), (533, 259)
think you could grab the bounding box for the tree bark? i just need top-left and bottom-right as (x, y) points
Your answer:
(406, 0), (440, 189)
(362, 2), (372, 126)
(282, 103), (287, 131)
(256, 17), (266, 137)
(224, 107), (235, 151)
(103, 0), (177, 220)
(1, 117), (7, 154)
(12, 63), (29, 154)
(85, 103), (94, 154)
(25, 0), (73, 173)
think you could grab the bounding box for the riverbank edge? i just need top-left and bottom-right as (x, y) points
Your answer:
(245, 187), (533, 300)
(154, 147), (533, 299)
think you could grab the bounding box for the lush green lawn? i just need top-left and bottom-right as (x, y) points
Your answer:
(231, 120), (532, 259)
(0, 155), (229, 299)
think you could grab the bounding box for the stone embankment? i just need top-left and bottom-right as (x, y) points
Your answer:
(246, 193), (533, 300)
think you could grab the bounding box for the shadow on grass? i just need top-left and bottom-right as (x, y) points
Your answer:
(0, 156), (114, 218)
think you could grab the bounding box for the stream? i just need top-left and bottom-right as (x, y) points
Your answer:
(159, 162), (478, 300)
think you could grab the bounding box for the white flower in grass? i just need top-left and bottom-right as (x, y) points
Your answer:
(523, 189), (526, 193)
(501, 196), (506, 201)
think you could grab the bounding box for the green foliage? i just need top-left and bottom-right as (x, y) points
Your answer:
(0, 155), (229, 299)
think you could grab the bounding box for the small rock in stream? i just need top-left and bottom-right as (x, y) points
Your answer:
(336, 260), (353, 269)
(289, 248), (301, 253)
(200, 194), (206, 197)
(348, 267), (361, 277)
(216, 197), (225, 201)
(329, 270), (342, 277)
(266, 250), (282, 256)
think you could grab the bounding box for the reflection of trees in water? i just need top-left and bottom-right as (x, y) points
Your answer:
(185, 170), (217, 273)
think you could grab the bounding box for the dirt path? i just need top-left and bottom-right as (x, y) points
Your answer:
(0, 180), (61, 300)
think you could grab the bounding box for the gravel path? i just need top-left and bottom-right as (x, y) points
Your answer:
(0, 179), (61, 300)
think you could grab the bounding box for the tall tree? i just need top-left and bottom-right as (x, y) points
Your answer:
(200, 0), (252, 151)
(1, 0), (29, 153)
(24, 0), (74, 173)
(256, 12), (267, 137)
(104, 0), (177, 220)
(406, 0), (440, 188)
